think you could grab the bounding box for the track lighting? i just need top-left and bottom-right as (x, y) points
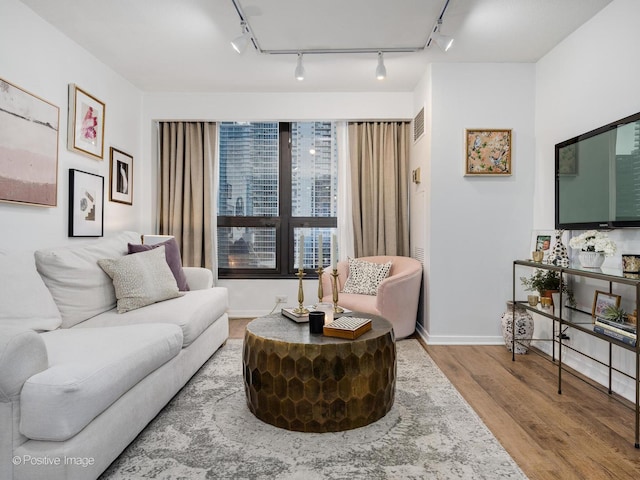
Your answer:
(375, 52), (386, 80)
(294, 53), (305, 81)
(431, 19), (454, 52)
(231, 21), (251, 54)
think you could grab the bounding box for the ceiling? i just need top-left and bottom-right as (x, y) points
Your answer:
(20, 0), (612, 93)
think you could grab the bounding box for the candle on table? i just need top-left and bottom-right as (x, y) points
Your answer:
(331, 234), (337, 270)
(318, 234), (323, 267)
(299, 233), (304, 270)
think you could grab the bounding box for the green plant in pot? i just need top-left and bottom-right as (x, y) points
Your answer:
(520, 269), (576, 307)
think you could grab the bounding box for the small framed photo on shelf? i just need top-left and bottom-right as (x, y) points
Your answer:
(464, 129), (512, 176)
(592, 290), (621, 319)
(67, 84), (105, 160)
(109, 147), (133, 205)
(68, 169), (104, 237)
(530, 230), (555, 262)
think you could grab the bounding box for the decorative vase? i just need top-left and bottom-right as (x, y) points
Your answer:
(547, 230), (569, 267)
(578, 251), (605, 268)
(501, 302), (534, 354)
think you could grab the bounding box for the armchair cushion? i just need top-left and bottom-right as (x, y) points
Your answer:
(342, 257), (392, 295)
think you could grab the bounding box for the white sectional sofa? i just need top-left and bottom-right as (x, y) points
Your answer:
(0, 231), (229, 480)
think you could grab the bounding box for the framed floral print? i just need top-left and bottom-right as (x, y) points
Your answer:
(465, 129), (512, 176)
(67, 84), (105, 160)
(109, 147), (133, 205)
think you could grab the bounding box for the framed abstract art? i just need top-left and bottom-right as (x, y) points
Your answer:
(0, 78), (59, 206)
(68, 169), (104, 237)
(67, 84), (105, 160)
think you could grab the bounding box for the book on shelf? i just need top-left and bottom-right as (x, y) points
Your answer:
(594, 317), (637, 334)
(281, 306), (352, 323)
(594, 319), (637, 339)
(593, 325), (637, 347)
(323, 316), (372, 340)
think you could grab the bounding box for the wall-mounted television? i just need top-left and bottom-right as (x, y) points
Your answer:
(555, 111), (640, 229)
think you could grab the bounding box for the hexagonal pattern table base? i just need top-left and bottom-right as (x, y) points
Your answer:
(243, 313), (396, 432)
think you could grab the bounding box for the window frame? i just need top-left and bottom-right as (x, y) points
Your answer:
(217, 122), (337, 279)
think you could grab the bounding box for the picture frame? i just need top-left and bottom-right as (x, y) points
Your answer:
(69, 169), (104, 237)
(530, 230), (555, 262)
(0, 77), (59, 207)
(465, 129), (512, 176)
(67, 84), (105, 160)
(109, 147), (133, 205)
(592, 290), (621, 319)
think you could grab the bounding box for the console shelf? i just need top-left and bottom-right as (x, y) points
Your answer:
(512, 259), (640, 448)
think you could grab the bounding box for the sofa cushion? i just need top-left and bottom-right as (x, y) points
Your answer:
(75, 287), (228, 347)
(98, 246), (181, 313)
(34, 231), (140, 328)
(0, 251), (61, 331)
(128, 237), (190, 291)
(342, 257), (392, 296)
(20, 323), (183, 441)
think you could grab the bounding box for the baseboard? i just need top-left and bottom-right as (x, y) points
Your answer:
(414, 323), (503, 345)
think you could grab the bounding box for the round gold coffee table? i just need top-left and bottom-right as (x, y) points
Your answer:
(242, 313), (396, 432)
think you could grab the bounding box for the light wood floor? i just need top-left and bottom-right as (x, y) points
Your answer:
(228, 319), (640, 479)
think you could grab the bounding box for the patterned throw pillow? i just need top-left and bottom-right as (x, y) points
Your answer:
(127, 238), (190, 291)
(98, 246), (181, 313)
(342, 257), (392, 296)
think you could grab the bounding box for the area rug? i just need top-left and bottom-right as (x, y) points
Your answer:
(101, 339), (527, 479)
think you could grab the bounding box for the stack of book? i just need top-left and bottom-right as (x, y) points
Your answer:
(593, 317), (637, 347)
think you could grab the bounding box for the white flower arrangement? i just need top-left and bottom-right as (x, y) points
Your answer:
(568, 230), (616, 256)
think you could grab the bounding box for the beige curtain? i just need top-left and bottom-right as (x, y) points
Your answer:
(348, 122), (410, 257)
(158, 122), (216, 269)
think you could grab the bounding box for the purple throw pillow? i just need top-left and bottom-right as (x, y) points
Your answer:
(127, 238), (190, 291)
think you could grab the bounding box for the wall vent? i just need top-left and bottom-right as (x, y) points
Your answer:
(413, 246), (425, 265)
(413, 107), (425, 142)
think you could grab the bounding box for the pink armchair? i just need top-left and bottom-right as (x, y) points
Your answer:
(321, 256), (423, 339)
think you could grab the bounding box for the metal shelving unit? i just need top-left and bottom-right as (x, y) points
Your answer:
(512, 259), (640, 448)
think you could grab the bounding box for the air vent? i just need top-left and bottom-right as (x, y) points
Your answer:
(413, 107), (425, 142)
(413, 247), (425, 265)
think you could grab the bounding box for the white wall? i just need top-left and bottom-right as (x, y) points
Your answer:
(412, 63), (536, 344)
(533, 0), (640, 401)
(0, 0), (144, 252)
(142, 91), (414, 317)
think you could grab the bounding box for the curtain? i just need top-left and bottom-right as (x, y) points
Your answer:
(336, 121), (355, 261)
(348, 121), (410, 257)
(158, 122), (216, 270)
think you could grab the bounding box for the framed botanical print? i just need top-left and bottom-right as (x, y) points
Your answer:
(465, 129), (512, 176)
(109, 147), (133, 205)
(67, 84), (105, 160)
(0, 78), (59, 207)
(69, 169), (104, 237)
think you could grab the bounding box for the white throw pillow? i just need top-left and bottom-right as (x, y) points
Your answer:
(342, 257), (392, 296)
(0, 251), (61, 331)
(98, 246), (181, 313)
(35, 231), (140, 327)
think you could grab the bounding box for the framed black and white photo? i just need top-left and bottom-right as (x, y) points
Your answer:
(109, 147), (133, 205)
(69, 169), (104, 237)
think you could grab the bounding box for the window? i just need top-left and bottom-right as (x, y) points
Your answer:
(217, 121), (338, 278)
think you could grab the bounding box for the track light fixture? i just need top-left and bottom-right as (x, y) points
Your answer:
(231, 21), (251, 54)
(375, 52), (386, 80)
(294, 53), (305, 81)
(430, 19), (454, 52)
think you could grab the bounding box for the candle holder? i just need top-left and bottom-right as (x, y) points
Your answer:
(316, 266), (324, 304)
(331, 268), (344, 314)
(293, 269), (309, 315)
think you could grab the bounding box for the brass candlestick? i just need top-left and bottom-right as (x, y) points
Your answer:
(293, 269), (309, 315)
(331, 268), (344, 313)
(316, 266), (324, 304)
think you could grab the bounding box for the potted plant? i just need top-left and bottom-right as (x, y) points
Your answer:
(520, 269), (576, 306)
